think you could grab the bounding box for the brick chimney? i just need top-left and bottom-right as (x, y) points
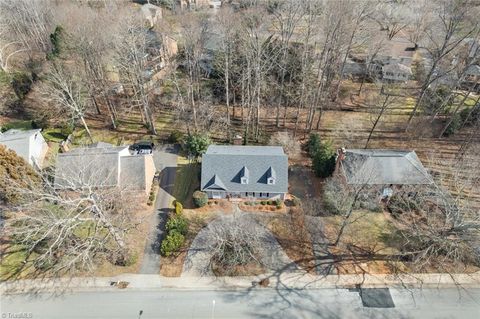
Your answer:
(335, 147), (346, 172)
(232, 134), (243, 145)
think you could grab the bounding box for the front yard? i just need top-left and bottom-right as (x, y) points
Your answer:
(0, 201), (155, 281)
(320, 211), (406, 275)
(159, 201), (233, 277)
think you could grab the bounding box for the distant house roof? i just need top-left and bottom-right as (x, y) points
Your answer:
(463, 38), (480, 59)
(140, 3), (162, 27)
(340, 149), (433, 185)
(466, 65), (480, 76)
(88, 141), (115, 148)
(201, 145), (288, 193)
(0, 129), (44, 165)
(382, 63), (412, 75)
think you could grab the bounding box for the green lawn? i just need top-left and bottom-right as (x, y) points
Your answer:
(1, 120), (33, 132)
(0, 245), (37, 280)
(42, 128), (69, 142)
(173, 156), (200, 208)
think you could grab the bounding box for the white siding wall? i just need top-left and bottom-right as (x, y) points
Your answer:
(206, 191), (285, 200)
(29, 132), (48, 168)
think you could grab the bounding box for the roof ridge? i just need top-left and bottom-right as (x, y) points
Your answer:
(404, 152), (432, 182)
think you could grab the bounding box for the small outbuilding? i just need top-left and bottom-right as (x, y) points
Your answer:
(0, 129), (48, 168)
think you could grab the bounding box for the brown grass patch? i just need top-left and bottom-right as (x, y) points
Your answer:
(89, 200), (154, 277)
(321, 211), (407, 275)
(238, 203), (287, 213)
(258, 208), (316, 273)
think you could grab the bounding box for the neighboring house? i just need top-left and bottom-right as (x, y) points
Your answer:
(381, 63), (412, 82)
(201, 145), (288, 200)
(336, 149), (433, 197)
(344, 34), (415, 82)
(0, 129), (48, 168)
(460, 65), (480, 92)
(176, 0), (210, 10)
(140, 3), (162, 29)
(54, 144), (156, 195)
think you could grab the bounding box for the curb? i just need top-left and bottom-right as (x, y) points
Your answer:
(2, 271), (480, 295)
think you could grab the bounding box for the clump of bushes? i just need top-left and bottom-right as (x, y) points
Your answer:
(185, 133), (211, 159)
(460, 107), (480, 127)
(161, 231), (185, 257)
(308, 133), (336, 178)
(174, 200), (183, 215)
(443, 113), (462, 137)
(275, 198), (283, 209)
(168, 130), (184, 144)
(292, 196), (301, 207)
(166, 215), (188, 236)
(193, 191), (208, 207)
(161, 209), (189, 257)
(147, 191), (155, 206)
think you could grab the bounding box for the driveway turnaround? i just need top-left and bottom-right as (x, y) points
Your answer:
(2, 288), (479, 318)
(182, 211), (297, 277)
(139, 145), (178, 274)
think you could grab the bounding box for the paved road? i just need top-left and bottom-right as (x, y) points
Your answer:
(139, 145), (178, 274)
(2, 288), (479, 318)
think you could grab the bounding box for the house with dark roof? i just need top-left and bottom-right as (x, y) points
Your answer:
(54, 143), (156, 195)
(460, 64), (480, 92)
(201, 145), (288, 200)
(0, 129), (48, 168)
(336, 149), (433, 197)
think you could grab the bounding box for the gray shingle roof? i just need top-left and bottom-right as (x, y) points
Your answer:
(54, 146), (128, 188)
(120, 155), (147, 190)
(201, 145), (288, 193)
(341, 149), (433, 185)
(466, 65), (480, 76)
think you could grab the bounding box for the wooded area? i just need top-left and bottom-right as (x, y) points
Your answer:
(1, 0), (479, 280)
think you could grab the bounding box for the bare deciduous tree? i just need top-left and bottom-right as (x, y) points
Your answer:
(3, 159), (139, 278)
(43, 64), (94, 142)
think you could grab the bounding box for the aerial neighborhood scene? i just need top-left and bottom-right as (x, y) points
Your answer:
(0, 0), (479, 318)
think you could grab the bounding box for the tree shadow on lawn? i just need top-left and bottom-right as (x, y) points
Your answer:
(171, 163), (200, 209)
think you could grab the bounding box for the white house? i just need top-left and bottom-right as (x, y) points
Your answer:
(0, 129), (49, 168)
(381, 63), (412, 82)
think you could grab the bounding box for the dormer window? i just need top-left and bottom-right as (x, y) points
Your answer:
(266, 167), (276, 185)
(240, 166), (249, 184)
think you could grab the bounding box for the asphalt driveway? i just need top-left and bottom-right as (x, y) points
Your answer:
(139, 144), (178, 274)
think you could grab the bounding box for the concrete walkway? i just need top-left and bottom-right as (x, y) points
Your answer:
(182, 211), (297, 277)
(139, 145), (178, 274)
(2, 272), (480, 295)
